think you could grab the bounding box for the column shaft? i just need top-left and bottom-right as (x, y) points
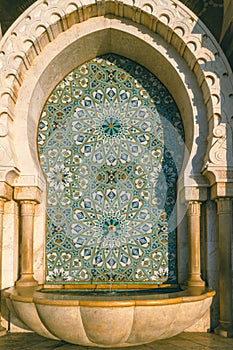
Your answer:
(0, 199), (6, 335)
(215, 198), (233, 337)
(187, 201), (205, 287)
(16, 201), (38, 287)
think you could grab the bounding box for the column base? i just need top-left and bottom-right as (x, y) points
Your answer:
(188, 279), (205, 288)
(215, 325), (233, 338)
(16, 275), (38, 287)
(0, 326), (6, 336)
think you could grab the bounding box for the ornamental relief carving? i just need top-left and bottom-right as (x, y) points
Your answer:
(0, 0), (232, 178)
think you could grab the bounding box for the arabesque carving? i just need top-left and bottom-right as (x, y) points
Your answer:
(0, 0), (232, 184)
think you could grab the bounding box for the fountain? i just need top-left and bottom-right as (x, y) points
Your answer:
(5, 285), (215, 347)
(4, 53), (215, 347)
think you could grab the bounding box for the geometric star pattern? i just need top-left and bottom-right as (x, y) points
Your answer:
(37, 54), (184, 285)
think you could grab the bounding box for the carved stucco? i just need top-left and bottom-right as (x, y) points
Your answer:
(0, 0), (232, 196)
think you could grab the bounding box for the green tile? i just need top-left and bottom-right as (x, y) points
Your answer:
(38, 53), (184, 286)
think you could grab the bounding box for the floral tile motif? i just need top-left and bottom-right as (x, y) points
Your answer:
(38, 54), (184, 284)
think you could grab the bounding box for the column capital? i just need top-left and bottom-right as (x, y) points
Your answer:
(20, 200), (37, 205)
(216, 197), (232, 215)
(14, 186), (42, 203)
(0, 200), (5, 214)
(20, 201), (36, 216)
(187, 201), (201, 216)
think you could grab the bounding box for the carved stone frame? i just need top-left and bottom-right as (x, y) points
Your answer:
(0, 0), (232, 335)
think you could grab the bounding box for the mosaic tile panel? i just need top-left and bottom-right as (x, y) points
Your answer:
(38, 54), (185, 285)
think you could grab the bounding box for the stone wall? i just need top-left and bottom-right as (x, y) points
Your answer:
(0, 0), (232, 335)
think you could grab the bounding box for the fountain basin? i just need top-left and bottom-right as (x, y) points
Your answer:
(5, 286), (215, 347)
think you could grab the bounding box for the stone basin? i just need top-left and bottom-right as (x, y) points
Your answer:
(5, 286), (215, 348)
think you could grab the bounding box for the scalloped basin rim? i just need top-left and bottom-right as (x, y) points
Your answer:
(6, 285), (216, 306)
(5, 286), (216, 347)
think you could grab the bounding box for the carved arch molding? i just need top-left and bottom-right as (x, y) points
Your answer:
(0, 0), (232, 200)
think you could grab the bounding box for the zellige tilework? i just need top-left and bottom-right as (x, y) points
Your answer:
(38, 54), (184, 285)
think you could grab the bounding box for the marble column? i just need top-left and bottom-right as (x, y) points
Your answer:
(16, 201), (38, 287)
(0, 199), (6, 335)
(0, 182), (12, 336)
(215, 198), (233, 337)
(187, 201), (205, 288)
(0, 181), (12, 336)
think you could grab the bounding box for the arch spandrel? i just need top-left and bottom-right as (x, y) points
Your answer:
(0, 0), (232, 197)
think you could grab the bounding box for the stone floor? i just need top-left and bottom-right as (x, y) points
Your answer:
(0, 332), (233, 350)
